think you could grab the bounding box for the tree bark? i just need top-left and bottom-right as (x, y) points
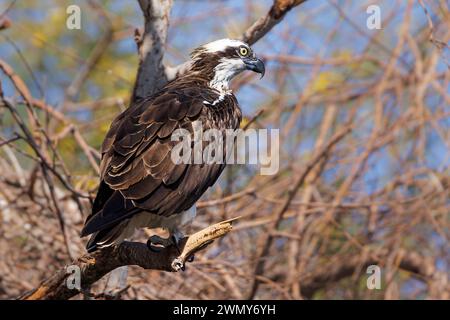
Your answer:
(131, 0), (173, 102)
(299, 249), (438, 298)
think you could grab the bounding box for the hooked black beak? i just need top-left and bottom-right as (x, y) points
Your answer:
(244, 57), (265, 78)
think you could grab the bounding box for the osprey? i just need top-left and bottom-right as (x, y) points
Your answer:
(81, 39), (265, 252)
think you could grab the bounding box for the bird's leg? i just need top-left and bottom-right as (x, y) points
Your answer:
(171, 229), (184, 254)
(172, 229), (196, 262)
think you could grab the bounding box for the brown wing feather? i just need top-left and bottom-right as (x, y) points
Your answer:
(81, 84), (241, 238)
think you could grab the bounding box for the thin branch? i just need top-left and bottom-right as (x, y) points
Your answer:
(298, 249), (438, 299)
(165, 0), (308, 81)
(247, 124), (352, 299)
(131, 0), (173, 102)
(240, 0), (308, 45)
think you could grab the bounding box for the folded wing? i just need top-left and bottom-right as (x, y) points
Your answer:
(81, 87), (228, 237)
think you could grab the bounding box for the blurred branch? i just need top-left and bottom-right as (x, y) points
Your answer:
(418, 0), (450, 51)
(299, 249), (440, 299)
(0, 59), (98, 190)
(0, 58), (32, 102)
(0, 16), (11, 31)
(240, 0), (307, 45)
(0, 97), (74, 261)
(19, 219), (236, 300)
(165, 0), (308, 81)
(248, 124), (352, 299)
(0, 0), (16, 20)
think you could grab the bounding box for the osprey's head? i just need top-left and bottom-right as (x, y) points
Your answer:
(190, 39), (265, 91)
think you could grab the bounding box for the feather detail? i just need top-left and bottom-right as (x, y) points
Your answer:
(82, 50), (243, 252)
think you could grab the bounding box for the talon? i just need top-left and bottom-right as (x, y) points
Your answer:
(147, 239), (163, 252)
(147, 235), (173, 252)
(187, 254), (195, 262)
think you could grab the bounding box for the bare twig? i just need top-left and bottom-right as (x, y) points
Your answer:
(240, 0), (308, 45)
(131, 0), (173, 102)
(248, 125), (352, 299)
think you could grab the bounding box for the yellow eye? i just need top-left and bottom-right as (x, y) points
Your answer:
(239, 46), (249, 56)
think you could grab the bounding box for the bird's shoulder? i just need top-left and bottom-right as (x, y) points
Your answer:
(101, 81), (239, 156)
(100, 85), (202, 158)
(98, 80), (239, 188)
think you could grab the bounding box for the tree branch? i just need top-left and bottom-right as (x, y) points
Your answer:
(299, 249), (438, 299)
(19, 219), (236, 300)
(131, 0), (173, 102)
(240, 0), (308, 45)
(247, 124), (352, 299)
